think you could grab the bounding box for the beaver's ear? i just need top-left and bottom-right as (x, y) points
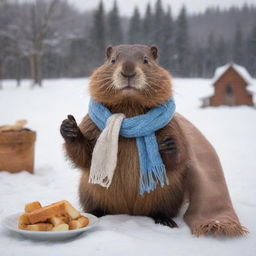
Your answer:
(105, 46), (113, 59)
(150, 45), (158, 60)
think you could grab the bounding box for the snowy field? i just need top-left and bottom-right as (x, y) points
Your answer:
(0, 78), (256, 256)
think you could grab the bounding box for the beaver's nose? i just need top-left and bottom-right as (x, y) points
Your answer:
(121, 61), (136, 78)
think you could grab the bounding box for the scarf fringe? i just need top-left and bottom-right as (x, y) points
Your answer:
(192, 220), (249, 237)
(88, 172), (112, 188)
(140, 165), (169, 195)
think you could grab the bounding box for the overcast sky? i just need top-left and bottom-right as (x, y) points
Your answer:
(67, 0), (255, 16)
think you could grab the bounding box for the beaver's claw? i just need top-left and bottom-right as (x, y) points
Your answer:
(159, 137), (177, 153)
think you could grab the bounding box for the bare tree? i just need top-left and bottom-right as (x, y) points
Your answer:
(20, 0), (60, 87)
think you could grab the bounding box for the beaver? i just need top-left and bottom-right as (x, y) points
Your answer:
(60, 44), (247, 236)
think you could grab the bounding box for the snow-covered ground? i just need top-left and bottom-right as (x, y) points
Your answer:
(0, 78), (256, 256)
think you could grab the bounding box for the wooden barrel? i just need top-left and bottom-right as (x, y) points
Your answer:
(0, 129), (36, 173)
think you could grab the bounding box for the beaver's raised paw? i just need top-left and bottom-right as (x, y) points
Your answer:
(60, 115), (83, 142)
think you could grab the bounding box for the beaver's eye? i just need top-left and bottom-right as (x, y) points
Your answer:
(143, 57), (149, 64)
(111, 57), (116, 64)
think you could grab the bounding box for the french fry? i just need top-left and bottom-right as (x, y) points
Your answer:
(26, 223), (53, 231)
(27, 201), (66, 224)
(63, 200), (81, 219)
(49, 216), (65, 226)
(61, 214), (72, 224)
(52, 223), (69, 232)
(18, 213), (30, 230)
(25, 201), (42, 213)
(69, 216), (89, 230)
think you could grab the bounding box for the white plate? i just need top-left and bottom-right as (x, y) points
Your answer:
(2, 212), (99, 241)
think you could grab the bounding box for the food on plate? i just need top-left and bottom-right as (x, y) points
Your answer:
(69, 216), (89, 230)
(25, 201), (42, 213)
(63, 201), (81, 219)
(18, 213), (30, 230)
(52, 223), (69, 232)
(27, 201), (67, 224)
(49, 216), (70, 226)
(26, 223), (53, 231)
(18, 200), (89, 232)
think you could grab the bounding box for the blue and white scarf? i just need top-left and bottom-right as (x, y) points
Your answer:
(88, 98), (176, 195)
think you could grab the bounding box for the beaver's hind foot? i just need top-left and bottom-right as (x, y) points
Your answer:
(151, 213), (178, 228)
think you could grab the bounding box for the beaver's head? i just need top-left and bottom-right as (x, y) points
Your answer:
(89, 44), (172, 109)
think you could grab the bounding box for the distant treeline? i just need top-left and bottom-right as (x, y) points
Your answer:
(0, 0), (256, 87)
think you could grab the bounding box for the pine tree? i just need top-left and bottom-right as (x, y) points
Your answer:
(246, 25), (256, 76)
(107, 0), (123, 45)
(205, 32), (217, 77)
(152, 0), (164, 49)
(191, 46), (206, 77)
(160, 6), (174, 70)
(175, 6), (190, 77)
(232, 24), (244, 65)
(128, 7), (141, 44)
(216, 36), (229, 66)
(89, 0), (106, 65)
(142, 2), (153, 44)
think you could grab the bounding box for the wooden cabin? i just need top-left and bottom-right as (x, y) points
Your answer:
(202, 63), (254, 107)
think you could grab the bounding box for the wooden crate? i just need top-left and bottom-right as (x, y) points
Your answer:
(0, 130), (36, 173)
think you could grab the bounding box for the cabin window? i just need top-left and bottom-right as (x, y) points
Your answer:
(225, 84), (233, 95)
(224, 83), (235, 105)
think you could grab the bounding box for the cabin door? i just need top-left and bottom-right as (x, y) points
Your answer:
(224, 84), (236, 106)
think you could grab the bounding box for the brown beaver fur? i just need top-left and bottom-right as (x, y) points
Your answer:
(60, 44), (247, 234)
